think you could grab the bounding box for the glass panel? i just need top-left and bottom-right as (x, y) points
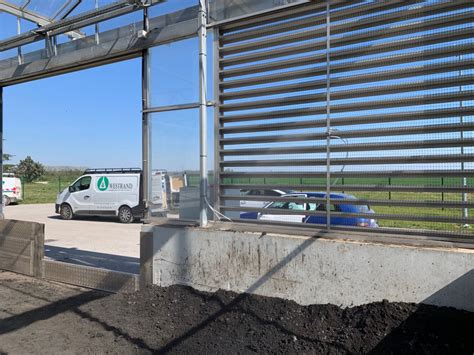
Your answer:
(2, 0), (82, 21)
(149, 0), (197, 17)
(26, 0), (76, 19)
(3, 0), (26, 6)
(150, 109), (199, 219)
(0, 13), (17, 51)
(150, 108), (214, 221)
(150, 38), (199, 107)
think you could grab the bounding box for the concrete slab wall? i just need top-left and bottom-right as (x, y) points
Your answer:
(142, 225), (474, 312)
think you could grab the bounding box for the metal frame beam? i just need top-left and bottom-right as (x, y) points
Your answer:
(0, 6), (199, 86)
(0, 0), (168, 52)
(0, 0), (84, 39)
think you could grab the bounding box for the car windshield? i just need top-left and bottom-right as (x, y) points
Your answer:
(357, 205), (371, 213)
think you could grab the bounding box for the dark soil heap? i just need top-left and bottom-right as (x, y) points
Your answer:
(82, 285), (474, 354)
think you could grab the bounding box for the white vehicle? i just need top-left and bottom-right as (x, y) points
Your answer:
(240, 189), (291, 209)
(2, 173), (22, 206)
(258, 194), (311, 224)
(151, 170), (168, 210)
(55, 168), (144, 223)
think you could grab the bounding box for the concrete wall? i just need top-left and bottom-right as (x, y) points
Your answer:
(141, 225), (474, 312)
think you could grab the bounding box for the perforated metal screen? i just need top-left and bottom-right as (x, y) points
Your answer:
(215, 0), (474, 237)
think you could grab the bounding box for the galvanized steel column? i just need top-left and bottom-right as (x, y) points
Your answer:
(142, 6), (152, 218)
(325, 0), (331, 231)
(213, 26), (221, 221)
(199, 0), (208, 227)
(460, 60), (469, 227)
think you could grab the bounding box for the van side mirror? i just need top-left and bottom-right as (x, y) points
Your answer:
(68, 186), (74, 193)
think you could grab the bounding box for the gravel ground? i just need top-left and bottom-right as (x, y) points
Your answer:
(0, 271), (473, 354)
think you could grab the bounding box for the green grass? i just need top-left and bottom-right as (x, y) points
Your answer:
(19, 172), (81, 204)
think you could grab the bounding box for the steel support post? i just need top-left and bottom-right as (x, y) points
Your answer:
(95, 0), (100, 45)
(325, 0), (331, 231)
(199, 0), (208, 227)
(142, 6), (152, 219)
(0, 86), (3, 219)
(460, 60), (469, 228)
(213, 27), (221, 222)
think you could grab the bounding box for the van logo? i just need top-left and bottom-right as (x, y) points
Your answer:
(97, 176), (109, 191)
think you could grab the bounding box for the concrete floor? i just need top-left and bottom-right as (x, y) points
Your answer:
(5, 204), (141, 273)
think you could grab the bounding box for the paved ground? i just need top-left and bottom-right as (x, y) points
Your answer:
(5, 204), (141, 273)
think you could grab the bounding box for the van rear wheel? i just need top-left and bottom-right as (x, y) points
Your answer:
(60, 204), (73, 220)
(118, 206), (134, 223)
(3, 195), (11, 206)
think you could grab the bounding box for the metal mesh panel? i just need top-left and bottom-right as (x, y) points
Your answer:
(0, 250), (32, 275)
(215, 0), (474, 237)
(208, 0), (307, 24)
(43, 260), (139, 293)
(0, 219), (43, 276)
(0, 218), (33, 238)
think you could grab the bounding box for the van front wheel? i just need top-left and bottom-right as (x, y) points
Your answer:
(118, 206), (134, 223)
(60, 204), (73, 220)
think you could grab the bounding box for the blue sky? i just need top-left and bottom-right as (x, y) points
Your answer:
(3, 59), (143, 168)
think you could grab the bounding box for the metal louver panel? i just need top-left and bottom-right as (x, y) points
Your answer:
(214, 0), (474, 237)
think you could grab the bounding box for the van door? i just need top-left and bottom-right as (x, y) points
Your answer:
(93, 175), (119, 214)
(68, 176), (94, 214)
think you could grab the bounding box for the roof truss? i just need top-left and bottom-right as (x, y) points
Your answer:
(0, 0), (84, 39)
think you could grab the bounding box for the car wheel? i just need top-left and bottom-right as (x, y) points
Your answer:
(118, 206), (134, 223)
(3, 195), (11, 206)
(60, 204), (73, 220)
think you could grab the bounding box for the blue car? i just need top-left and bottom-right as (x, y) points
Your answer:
(241, 192), (378, 228)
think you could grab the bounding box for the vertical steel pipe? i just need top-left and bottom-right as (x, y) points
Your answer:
(213, 26), (221, 221)
(95, 0), (100, 45)
(325, 0), (331, 230)
(199, 0), (209, 227)
(142, 6), (152, 219)
(16, 17), (23, 65)
(460, 57), (469, 227)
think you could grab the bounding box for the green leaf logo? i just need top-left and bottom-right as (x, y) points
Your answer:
(97, 176), (109, 191)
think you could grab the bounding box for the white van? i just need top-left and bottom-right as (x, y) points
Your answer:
(151, 170), (167, 210)
(55, 168), (144, 223)
(2, 174), (22, 205)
